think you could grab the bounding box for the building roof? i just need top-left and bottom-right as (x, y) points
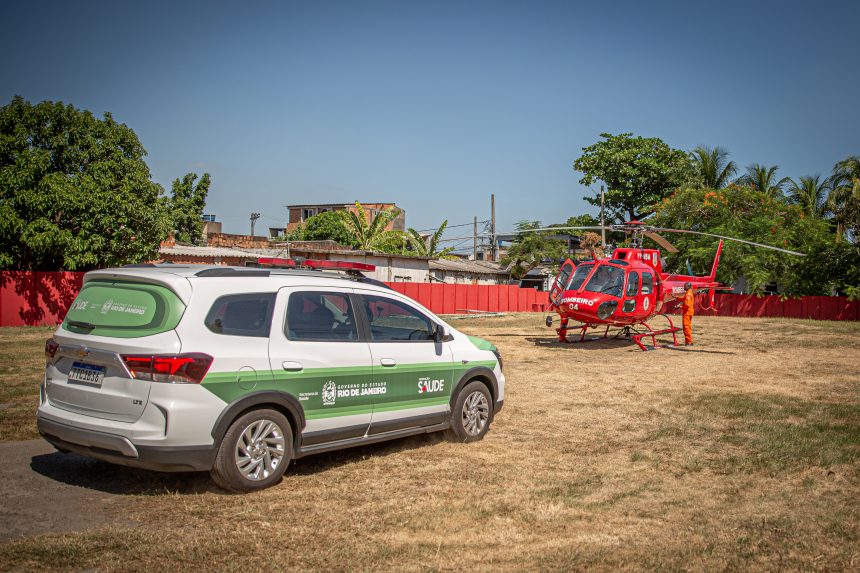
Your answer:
(429, 259), (509, 276)
(159, 245), (254, 258)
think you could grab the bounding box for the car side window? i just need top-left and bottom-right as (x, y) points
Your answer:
(205, 293), (276, 337)
(286, 292), (358, 341)
(362, 295), (434, 342)
(625, 272), (639, 297)
(641, 272), (654, 295)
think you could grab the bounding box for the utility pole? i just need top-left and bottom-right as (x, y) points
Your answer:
(490, 194), (496, 262)
(600, 185), (606, 247)
(473, 216), (478, 261)
(250, 212), (260, 237)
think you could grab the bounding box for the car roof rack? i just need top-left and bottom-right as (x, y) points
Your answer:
(194, 259), (391, 289)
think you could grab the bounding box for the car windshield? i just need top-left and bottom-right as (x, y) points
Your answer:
(566, 264), (594, 291)
(583, 265), (625, 297)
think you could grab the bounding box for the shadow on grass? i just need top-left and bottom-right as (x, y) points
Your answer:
(30, 433), (446, 495)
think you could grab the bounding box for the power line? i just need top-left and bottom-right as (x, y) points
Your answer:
(415, 220), (489, 233)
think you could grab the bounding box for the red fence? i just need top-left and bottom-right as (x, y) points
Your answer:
(0, 272), (84, 327)
(0, 272), (857, 326)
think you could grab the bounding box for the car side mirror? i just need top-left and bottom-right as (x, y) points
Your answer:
(433, 324), (450, 343)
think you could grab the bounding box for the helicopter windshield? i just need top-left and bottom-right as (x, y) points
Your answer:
(583, 264), (624, 297)
(566, 264), (593, 291)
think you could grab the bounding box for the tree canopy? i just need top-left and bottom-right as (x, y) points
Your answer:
(301, 210), (358, 246)
(574, 133), (693, 222)
(650, 185), (857, 296)
(0, 96), (168, 270)
(168, 172), (210, 244)
(406, 220), (455, 259)
(500, 221), (569, 279)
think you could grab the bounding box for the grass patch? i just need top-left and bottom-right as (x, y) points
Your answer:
(1, 315), (858, 571)
(0, 326), (54, 441)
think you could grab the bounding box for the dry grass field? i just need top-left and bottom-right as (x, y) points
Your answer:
(1, 315), (859, 571)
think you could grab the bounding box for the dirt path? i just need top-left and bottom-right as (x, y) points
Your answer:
(0, 440), (134, 543)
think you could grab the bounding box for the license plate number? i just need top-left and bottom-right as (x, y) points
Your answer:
(68, 362), (106, 387)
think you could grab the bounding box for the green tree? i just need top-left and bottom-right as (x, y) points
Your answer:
(302, 210), (357, 246)
(651, 185), (834, 295)
(736, 163), (791, 197)
(406, 220), (455, 258)
(168, 172), (210, 244)
(573, 132), (693, 222)
(0, 96), (168, 270)
(690, 145), (737, 189)
(342, 202), (401, 250)
(828, 155), (860, 243)
(500, 221), (569, 279)
(565, 214), (600, 227)
(786, 175), (830, 219)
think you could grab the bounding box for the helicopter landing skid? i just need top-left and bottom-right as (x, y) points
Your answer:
(555, 316), (680, 350)
(630, 316), (681, 351)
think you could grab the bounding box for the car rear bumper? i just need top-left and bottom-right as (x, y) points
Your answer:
(38, 417), (216, 472)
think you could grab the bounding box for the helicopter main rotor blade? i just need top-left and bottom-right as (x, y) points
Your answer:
(510, 226), (613, 233)
(642, 231), (679, 253)
(650, 228), (806, 256)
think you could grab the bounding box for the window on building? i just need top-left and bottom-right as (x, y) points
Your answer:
(301, 208), (315, 221)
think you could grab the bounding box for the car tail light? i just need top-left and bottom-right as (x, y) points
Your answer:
(45, 339), (59, 360)
(121, 353), (213, 384)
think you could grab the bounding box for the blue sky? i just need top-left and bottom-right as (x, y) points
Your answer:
(2, 1), (858, 251)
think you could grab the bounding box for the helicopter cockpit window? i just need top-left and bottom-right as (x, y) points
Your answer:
(641, 272), (654, 295)
(625, 272), (639, 297)
(583, 265), (624, 297)
(566, 264), (594, 291)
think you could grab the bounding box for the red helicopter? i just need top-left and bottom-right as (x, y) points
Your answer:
(534, 221), (805, 350)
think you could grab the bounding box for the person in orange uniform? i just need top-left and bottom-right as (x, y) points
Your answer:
(682, 282), (695, 345)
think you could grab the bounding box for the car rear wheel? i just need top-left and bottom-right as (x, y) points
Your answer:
(210, 408), (293, 493)
(447, 380), (492, 442)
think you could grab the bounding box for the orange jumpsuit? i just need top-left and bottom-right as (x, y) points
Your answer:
(682, 289), (695, 344)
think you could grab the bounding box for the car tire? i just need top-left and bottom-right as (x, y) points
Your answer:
(210, 408), (293, 493)
(447, 380), (492, 443)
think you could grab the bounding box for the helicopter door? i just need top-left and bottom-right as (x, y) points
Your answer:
(549, 259), (575, 307)
(640, 271), (656, 314)
(622, 271), (639, 313)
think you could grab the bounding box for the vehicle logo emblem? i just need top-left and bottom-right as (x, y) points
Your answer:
(77, 347), (89, 358)
(322, 380), (337, 406)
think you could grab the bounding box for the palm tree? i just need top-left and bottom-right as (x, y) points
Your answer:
(690, 145), (737, 189)
(737, 163), (792, 197)
(341, 202), (401, 250)
(406, 220), (455, 258)
(828, 156), (860, 241)
(786, 174), (830, 218)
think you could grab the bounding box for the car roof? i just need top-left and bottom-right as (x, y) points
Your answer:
(85, 264), (393, 295)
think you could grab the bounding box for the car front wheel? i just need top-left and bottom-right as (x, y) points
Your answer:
(447, 380), (492, 442)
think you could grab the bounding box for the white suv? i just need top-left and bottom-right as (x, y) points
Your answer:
(37, 261), (505, 492)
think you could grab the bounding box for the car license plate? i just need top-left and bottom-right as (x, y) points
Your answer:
(68, 362), (106, 387)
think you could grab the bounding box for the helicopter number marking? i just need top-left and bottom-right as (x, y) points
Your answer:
(561, 296), (595, 306)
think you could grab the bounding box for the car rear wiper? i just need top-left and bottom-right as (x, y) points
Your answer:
(67, 320), (97, 330)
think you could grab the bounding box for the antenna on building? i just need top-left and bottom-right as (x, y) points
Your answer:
(250, 212), (260, 236)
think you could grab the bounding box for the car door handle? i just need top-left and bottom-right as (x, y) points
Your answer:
(380, 358), (397, 367)
(282, 361), (303, 372)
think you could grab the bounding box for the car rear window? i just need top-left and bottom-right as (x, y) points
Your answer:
(62, 281), (186, 338)
(205, 293), (276, 338)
